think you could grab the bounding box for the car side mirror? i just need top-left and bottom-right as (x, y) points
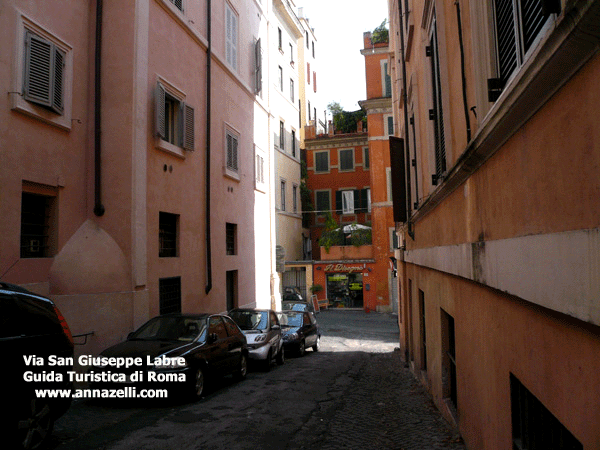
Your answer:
(127, 332), (134, 340)
(272, 324), (280, 331)
(207, 333), (218, 344)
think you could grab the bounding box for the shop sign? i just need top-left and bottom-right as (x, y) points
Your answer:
(324, 264), (364, 273)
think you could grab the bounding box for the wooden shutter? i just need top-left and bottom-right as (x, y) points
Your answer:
(389, 137), (407, 223)
(155, 83), (166, 139)
(494, 0), (518, 82)
(521, 0), (545, 53)
(24, 31), (54, 109)
(335, 191), (342, 215)
(353, 190), (361, 212)
(255, 38), (262, 94)
(182, 103), (194, 151)
(52, 47), (65, 114)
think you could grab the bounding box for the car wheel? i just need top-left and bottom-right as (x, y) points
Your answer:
(234, 354), (247, 381)
(298, 340), (306, 357)
(18, 398), (54, 450)
(276, 347), (285, 365)
(190, 368), (205, 399)
(263, 349), (272, 372)
(312, 336), (320, 352)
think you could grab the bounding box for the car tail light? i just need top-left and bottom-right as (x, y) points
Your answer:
(54, 305), (74, 347)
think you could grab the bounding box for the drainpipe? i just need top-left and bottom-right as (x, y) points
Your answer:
(205, 0), (212, 294)
(455, 0), (472, 142)
(398, 5), (412, 237)
(93, 0), (105, 217)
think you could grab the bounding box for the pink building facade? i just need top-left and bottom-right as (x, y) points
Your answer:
(1, 0), (269, 357)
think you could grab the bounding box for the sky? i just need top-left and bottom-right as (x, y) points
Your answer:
(295, 0), (390, 113)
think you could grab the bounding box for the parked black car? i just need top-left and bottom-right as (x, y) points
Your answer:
(277, 310), (320, 356)
(94, 314), (248, 399)
(229, 308), (284, 371)
(0, 282), (74, 450)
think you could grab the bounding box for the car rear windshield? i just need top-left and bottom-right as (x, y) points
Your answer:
(130, 317), (206, 342)
(230, 311), (268, 331)
(278, 312), (303, 327)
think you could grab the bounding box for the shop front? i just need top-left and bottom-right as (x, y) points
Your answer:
(312, 261), (376, 310)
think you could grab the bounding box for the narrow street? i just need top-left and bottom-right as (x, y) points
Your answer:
(51, 310), (465, 450)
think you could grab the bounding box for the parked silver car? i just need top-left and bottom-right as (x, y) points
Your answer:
(228, 309), (284, 371)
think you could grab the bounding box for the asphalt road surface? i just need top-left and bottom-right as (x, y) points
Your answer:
(50, 310), (465, 450)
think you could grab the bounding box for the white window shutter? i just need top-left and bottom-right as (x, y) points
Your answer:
(182, 103), (194, 151)
(155, 82), (166, 139)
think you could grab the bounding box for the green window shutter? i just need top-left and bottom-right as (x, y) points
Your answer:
(182, 103), (194, 151)
(155, 83), (166, 139)
(24, 31), (54, 109)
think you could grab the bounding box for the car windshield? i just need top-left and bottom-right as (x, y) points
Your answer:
(129, 316), (207, 342)
(229, 311), (268, 331)
(278, 312), (303, 327)
(282, 302), (307, 311)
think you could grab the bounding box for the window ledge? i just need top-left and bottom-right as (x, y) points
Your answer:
(156, 138), (186, 159)
(224, 170), (241, 182)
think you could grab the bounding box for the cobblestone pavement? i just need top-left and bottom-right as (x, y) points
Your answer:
(52, 310), (466, 450)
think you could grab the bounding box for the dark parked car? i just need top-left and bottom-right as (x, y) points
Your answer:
(277, 310), (320, 356)
(94, 313), (248, 399)
(229, 309), (284, 371)
(282, 286), (304, 302)
(0, 282), (74, 450)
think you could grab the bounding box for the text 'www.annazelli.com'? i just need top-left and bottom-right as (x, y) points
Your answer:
(35, 388), (169, 399)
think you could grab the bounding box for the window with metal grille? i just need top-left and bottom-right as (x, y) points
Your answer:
(314, 151), (329, 172)
(428, 14), (446, 185)
(489, 0), (560, 101)
(226, 129), (239, 175)
(226, 223), (236, 255)
(20, 192), (55, 258)
(159, 212), (178, 257)
(168, 0), (183, 11)
(510, 374), (582, 450)
(23, 30), (65, 115)
(339, 149), (354, 171)
(159, 277), (181, 314)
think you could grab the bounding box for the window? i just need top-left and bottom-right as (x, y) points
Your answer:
(367, 188), (371, 213)
(23, 30), (65, 115)
(382, 60), (392, 97)
(226, 223), (237, 255)
(312, 41), (315, 58)
(386, 167), (393, 201)
(419, 290), (427, 371)
(307, 63), (311, 84)
(278, 28), (283, 51)
(428, 13), (446, 184)
(290, 78), (295, 102)
(441, 310), (457, 409)
(293, 184), (298, 213)
(226, 271), (238, 310)
(255, 146), (266, 191)
(254, 38), (262, 95)
(14, 16), (73, 130)
(510, 374), (582, 450)
(280, 179), (286, 211)
(159, 277), (181, 314)
(489, 0), (559, 101)
(306, 31), (310, 48)
(339, 149), (354, 171)
(168, 0), (183, 11)
(20, 190), (57, 258)
(314, 107), (317, 124)
(278, 66), (283, 91)
(155, 81), (194, 151)
(315, 190), (330, 215)
(159, 212), (179, 257)
(291, 130), (297, 157)
(387, 116), (394, 136)
(225, 127), (240, 178)
(308, 101), (311, 121)
(314, 151), (329, 173)
(363, 147), (370, 169)
(289, 43), (294, 64)
(279, 121), (285, 150)
(342, 190), (354, 214)
(226, 4), (238, 70)
(313, 72), (317, 93)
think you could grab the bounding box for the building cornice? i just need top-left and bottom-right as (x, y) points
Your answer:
(305, 134), (368, 150)
(274, 0), (304, 38)
(358, 97), (392, 113)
